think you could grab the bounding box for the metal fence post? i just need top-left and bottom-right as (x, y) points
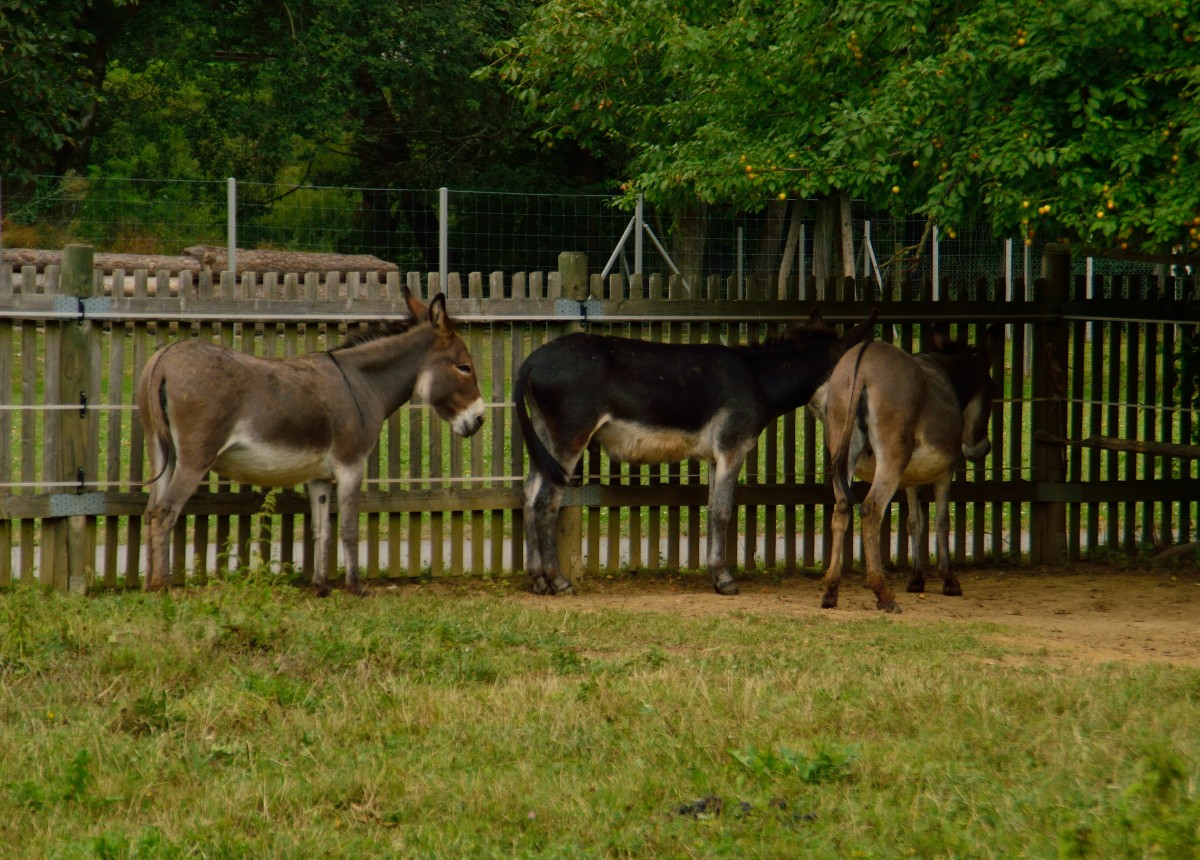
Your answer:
(439, 187), (449, 288)
(226, 177), (237, 274)
(932, 224), (940, 299)
(634, 194), (644, 276)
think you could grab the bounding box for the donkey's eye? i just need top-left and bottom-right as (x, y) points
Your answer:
(456, 364), (472, 375)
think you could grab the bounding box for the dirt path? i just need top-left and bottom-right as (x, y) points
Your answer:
(491, 563), (1200, 669)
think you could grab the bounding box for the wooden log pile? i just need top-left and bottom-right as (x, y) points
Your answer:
(0, 245), (398, 275)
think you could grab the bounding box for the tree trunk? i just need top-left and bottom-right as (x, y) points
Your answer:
(838, 190), (856, 280)
(753, 199), (788, 292)
(672, 199), (709, 292)
(777, 197), (805, 300)
(811, 194), (837, 297)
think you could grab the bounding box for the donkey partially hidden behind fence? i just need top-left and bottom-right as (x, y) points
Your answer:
(816, 323), (1000, 612)
(515, 309), (877, 597)
(136, 289), (484, 595)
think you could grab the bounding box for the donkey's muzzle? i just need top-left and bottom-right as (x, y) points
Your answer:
(452, 398), (486, 437)
(962, 438), (991, 462)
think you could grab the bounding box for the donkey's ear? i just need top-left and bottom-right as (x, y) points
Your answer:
(807, 307), (823, 325)
(839, 308), (877, 348)
(981, 324), (1003, 360)
(929, 322), (951, 351)
(404, 285), (430, 320)
(428, 293), (450, 333)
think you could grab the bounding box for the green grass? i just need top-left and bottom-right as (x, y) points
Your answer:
(1, 574), (1198, 858)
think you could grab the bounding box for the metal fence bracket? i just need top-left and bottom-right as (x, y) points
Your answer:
(555, 299), (604, 320)
(48, 493), (107, 517)
(51, 296), (111, 318)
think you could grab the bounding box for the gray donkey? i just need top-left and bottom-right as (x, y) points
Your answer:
(136, 289), (483, 594)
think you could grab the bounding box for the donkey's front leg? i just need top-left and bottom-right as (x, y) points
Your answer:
(307, 478), (334, 597)
(860, 475), (900, 613)
(335, 465), (366, 595)
(706, 451), (745, 596)
(931, 475), (961, 597)
(904, 488), (928, 594)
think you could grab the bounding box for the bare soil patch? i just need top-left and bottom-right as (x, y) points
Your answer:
(483, 562), (1200, 669)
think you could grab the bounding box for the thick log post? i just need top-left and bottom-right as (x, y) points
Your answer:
(553, 252), (588, 581)
(1030, 247), (1070, 563)
(46, 244), (99, 591)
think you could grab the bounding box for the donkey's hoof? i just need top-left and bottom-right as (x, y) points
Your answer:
(713, 577), (740, 596)
(877, 598), (901, 613)
(820, 590), (839, 609)
(943, 579), (963, 597)
(906, 576), (926, 594)
(313, 585), (332, 598)
(530, 575), (550, 595)
(550, 575), (576, 596)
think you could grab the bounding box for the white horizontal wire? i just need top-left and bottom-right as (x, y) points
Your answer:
(5, 463), (1123, 492)
(0, 475), (528, 490)
(0, 398), (1191, 413)
(0, 402), (510, 411)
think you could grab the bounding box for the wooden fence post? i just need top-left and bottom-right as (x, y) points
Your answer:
(1030, 247), (1069, 563)
(554, 252), (588, 582)
(45, 244), (98, 591)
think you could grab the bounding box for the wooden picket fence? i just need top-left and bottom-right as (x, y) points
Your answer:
(1, 246), (1197, 592)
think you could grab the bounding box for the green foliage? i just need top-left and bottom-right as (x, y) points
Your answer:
(728, 743), (858, 785)
(9, 748), (96, 810)
(84, 0), (583, 192)
(1058, 747), (1200, 858)
(0, 0), (111, 180)
(1115, 748), (1200, 855)
(495, 0), (1200, 253)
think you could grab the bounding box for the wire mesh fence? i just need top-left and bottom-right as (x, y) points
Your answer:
(0, 174), (1177, 288)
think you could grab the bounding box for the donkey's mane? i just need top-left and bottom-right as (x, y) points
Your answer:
(333, 317), (419, 351)
(741, 322), (837, 354)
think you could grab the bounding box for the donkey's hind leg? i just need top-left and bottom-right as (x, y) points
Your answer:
(144, 463), (205, 592)
(821, 425), (867, 609)
(523, 472), (574, 596)
(859, 473), (901, 613)
(820, 487), (853, 609)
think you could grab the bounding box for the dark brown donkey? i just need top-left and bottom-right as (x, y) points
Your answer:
(816, 323), (1000, 612)
(136, 290), (483, 594)
(514, 309), (876, 597)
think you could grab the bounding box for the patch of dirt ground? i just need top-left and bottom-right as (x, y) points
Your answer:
(481, 563), (1200, 669)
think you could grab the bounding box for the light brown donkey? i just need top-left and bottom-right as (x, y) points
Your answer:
(815, 323), (1000, 612)
(136, 290), (483, 595)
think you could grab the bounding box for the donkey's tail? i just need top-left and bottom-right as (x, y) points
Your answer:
(513, 360), (569, 486)
(828, 342), (871, 504)
(136, 346), (178, 487)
